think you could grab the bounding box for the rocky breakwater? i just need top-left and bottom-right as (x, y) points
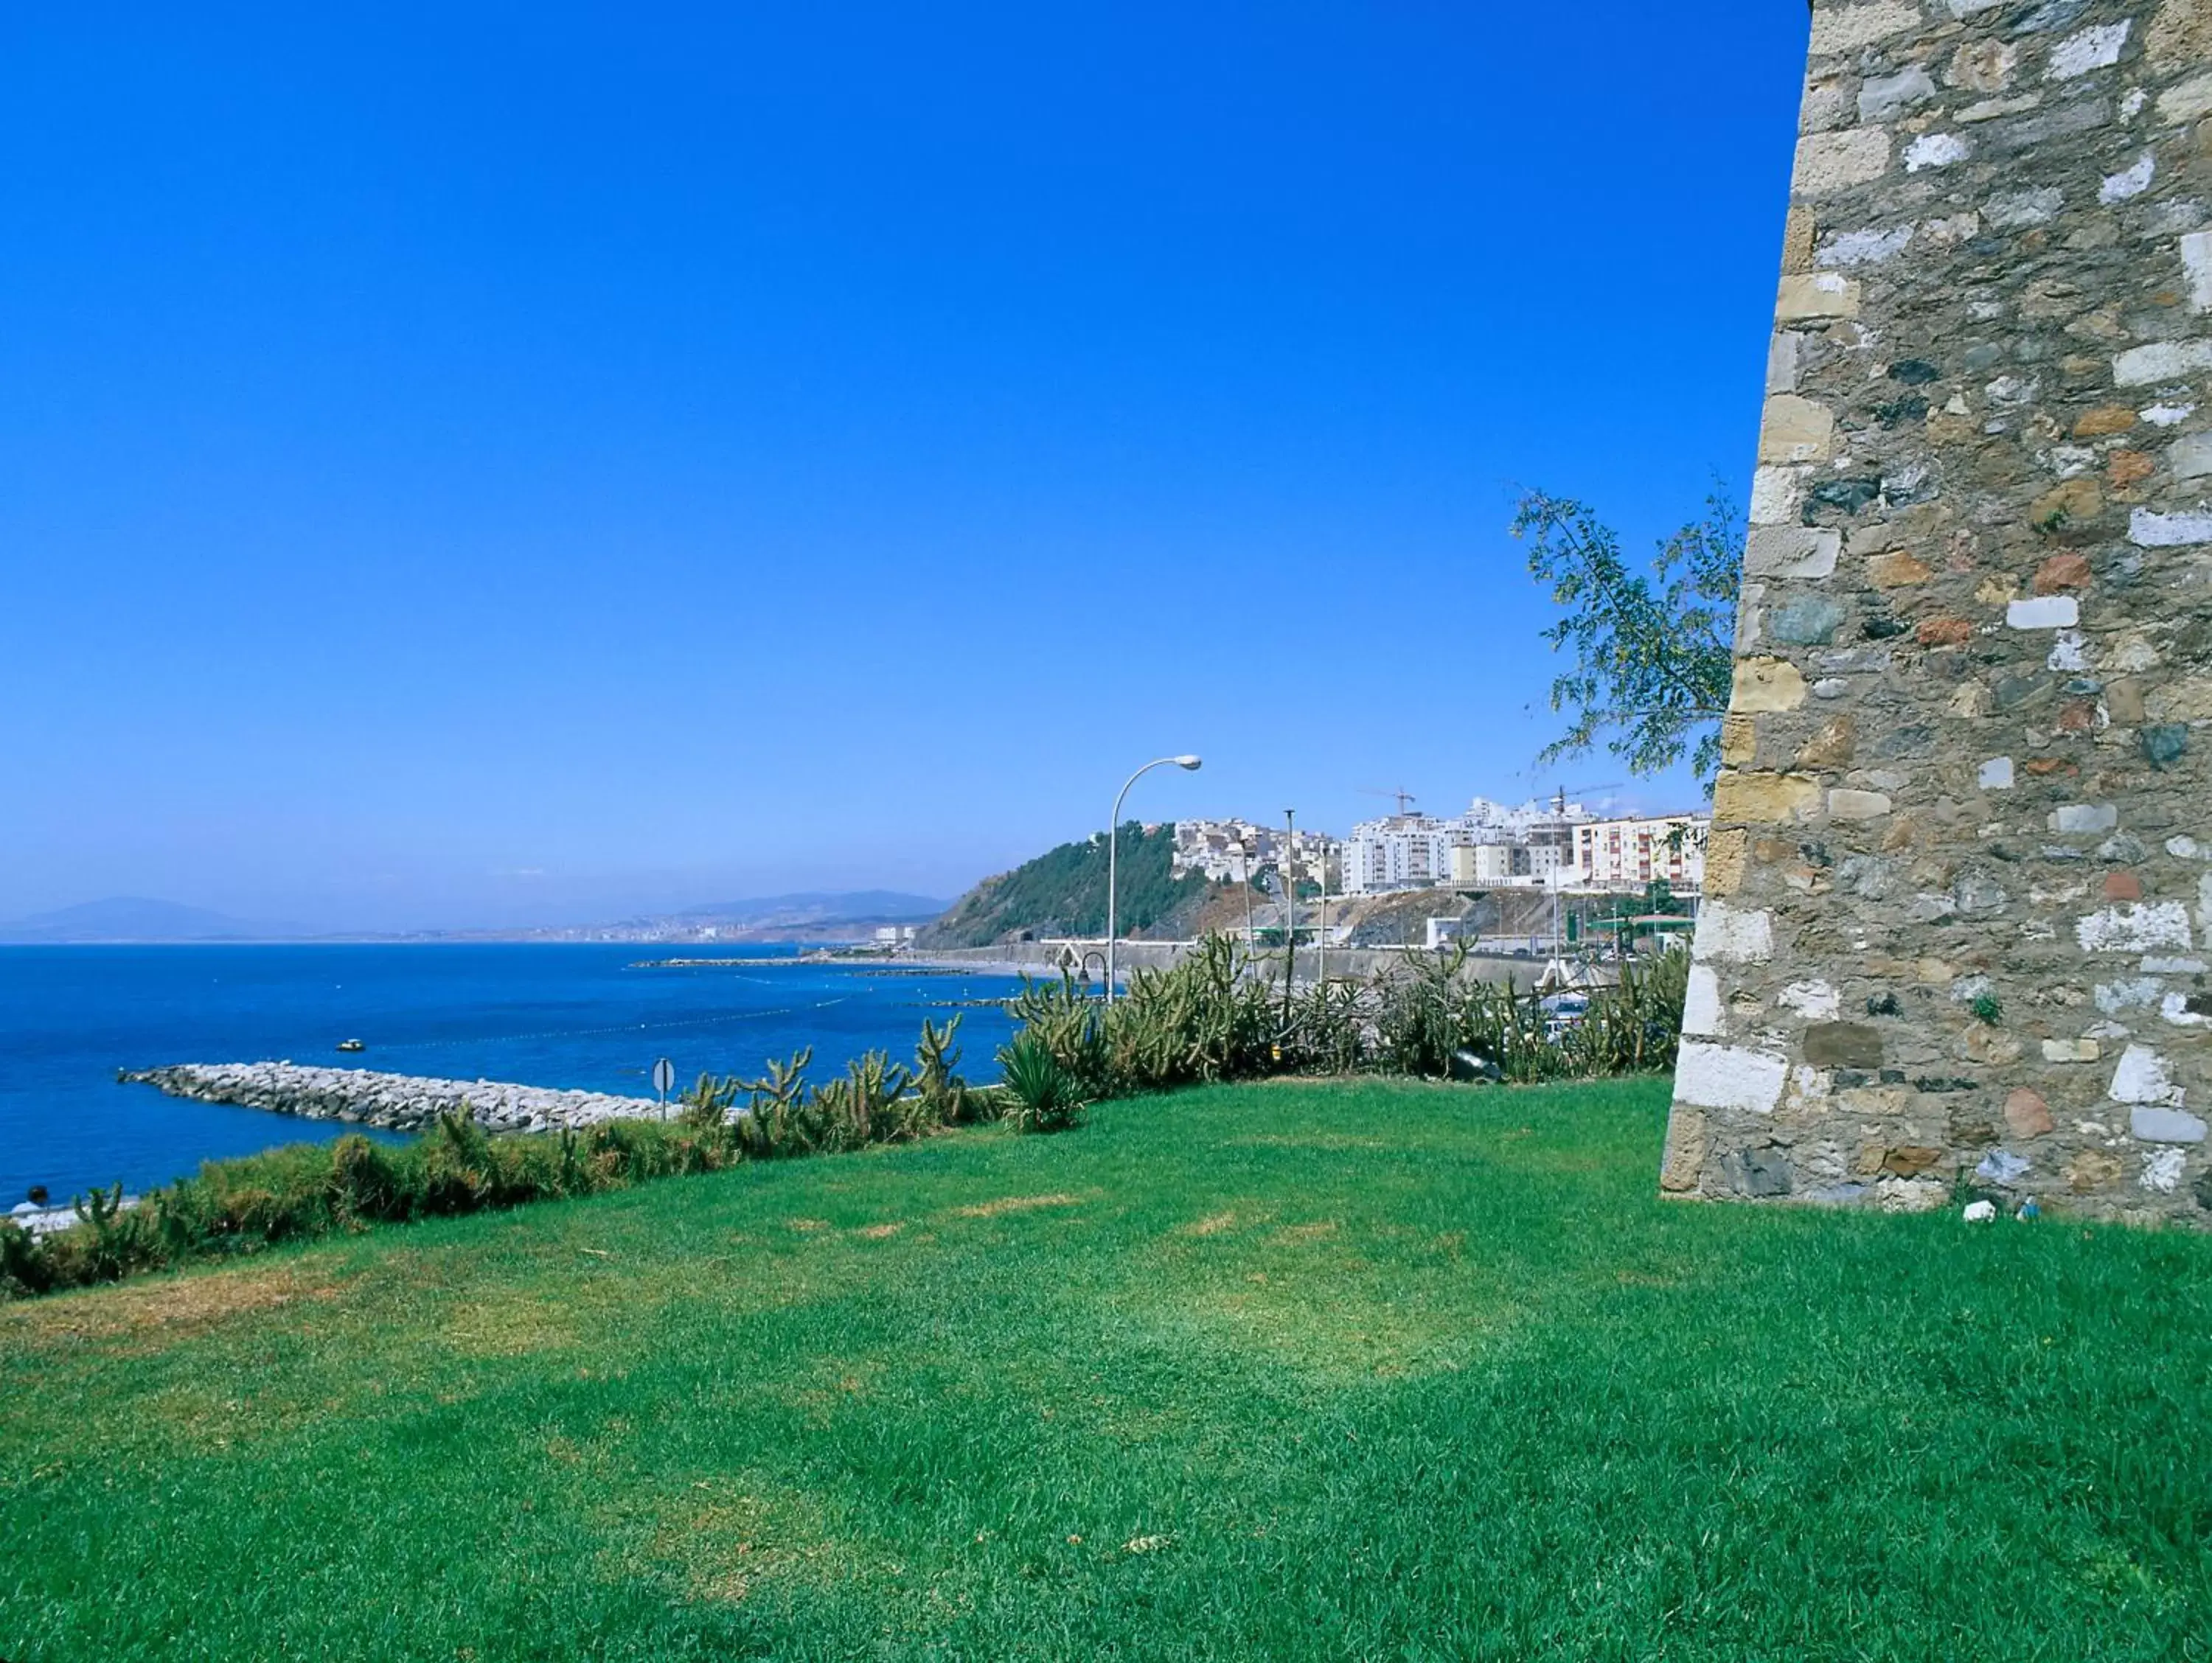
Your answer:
(121, 1063), (667, 1136)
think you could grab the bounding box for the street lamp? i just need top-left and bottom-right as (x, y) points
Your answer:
(1106, 754), (1202, 1004)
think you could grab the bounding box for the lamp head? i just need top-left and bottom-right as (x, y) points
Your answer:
(1175, 755), (1203, 770)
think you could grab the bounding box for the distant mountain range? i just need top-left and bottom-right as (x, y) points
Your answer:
(0, 891), (952, 945)
(0, 897), (303, 944)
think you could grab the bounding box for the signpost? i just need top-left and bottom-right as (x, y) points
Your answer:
(653, 1056), (675, 1118)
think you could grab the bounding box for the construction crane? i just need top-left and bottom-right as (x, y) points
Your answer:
(1357, 787), (1419, 815)
(1551, 781), (1623, 815)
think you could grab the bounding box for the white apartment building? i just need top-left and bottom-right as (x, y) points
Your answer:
(1341, 815), (1454, 894)
(1573, 815), (1707, 891)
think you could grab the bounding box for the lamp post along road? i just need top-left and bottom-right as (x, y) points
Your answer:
(1105, 754), (1202, 1005)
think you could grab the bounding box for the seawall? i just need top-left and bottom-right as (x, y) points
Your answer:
(122, 1063), (667, 1135)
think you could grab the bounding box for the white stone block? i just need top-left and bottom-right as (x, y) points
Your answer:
(2096, 977), (2164, 1013)
(2048, 21), (2130, 81)
(1778, 980), (1840, 1020)
(2100, 154), (2155, 203)
(2141, 1148), (2188, 1190)
(1750, 466), (1807, 526)
(2008, 595), (2079, 629)
(1745, 525), (1841, 579)
(2185, 231), (2212, 315)
(2143, 403), (2197, 427)
(1696, 903), (1775, 964)
(2115, 339), (2212, 386)
(1978, 757), (2014, 789)
(2079, 902), (2194, 953)
(1905, 132), (1970, 172)
(1816, 225), (1915, 267)
(2130, 508), (2212, 547)
(2132, 1106), (2206, 1143)
(2112, 1044), (2183, 1106)
(1683, 964), (1724, 1037)
(2171, 433), (2212, 481)
(2051, 803), (2119, 834)
(1674, 1042), (1790, 1115)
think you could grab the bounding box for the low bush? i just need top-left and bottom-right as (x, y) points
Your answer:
(1004, 932), (1688, 1109)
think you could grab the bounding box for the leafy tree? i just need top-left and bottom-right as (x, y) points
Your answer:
(1514, 488), (1741, 783)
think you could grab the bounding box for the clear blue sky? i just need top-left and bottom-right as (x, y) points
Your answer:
(1, 2), (1809, 930)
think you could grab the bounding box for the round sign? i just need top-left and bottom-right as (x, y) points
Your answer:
(653, 1057), (675, 1096)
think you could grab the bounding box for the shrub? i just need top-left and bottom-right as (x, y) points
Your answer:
(997, 1033), (1085, 1133)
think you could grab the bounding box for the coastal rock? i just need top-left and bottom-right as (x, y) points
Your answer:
(120, 1063), (667, 1136)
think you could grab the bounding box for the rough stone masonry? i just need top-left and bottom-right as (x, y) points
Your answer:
(1663, 0), (2212, 1221)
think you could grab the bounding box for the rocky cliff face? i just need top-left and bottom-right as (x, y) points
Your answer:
(1666, 0), (2212, 1221)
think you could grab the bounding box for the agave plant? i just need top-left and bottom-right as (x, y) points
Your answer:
(996, 1033), (1084, 1132)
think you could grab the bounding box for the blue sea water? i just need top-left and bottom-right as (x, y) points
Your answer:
(0, 945), (1021, 1204)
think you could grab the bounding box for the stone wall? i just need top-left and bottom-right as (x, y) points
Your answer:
(1663, 0), (2212, 1221)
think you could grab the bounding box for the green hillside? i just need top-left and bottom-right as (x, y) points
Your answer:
(920, 823), (1208, 947)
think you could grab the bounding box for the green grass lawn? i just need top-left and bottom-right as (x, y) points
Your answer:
(3, 1078), (2209, 1661)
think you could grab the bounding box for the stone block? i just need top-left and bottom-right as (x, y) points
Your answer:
(1745, 525), (1840, 578)
(1733, 657), (1809, 713)
(1859, 66), (1935, 122)
(1978, 758), (2014, 790)
(1770, 596), (1846, 645)
(1777, 273), (1861, 321)
(2171, 433), (2212, 481)
(1758, 397), (1838, 464)
(2072, 405), (2135, 437)
(1904, 133), (1969, 172)
(2131, 509), (2212, 548)
(2110, 1044), (2183, 1106)
(2008, 596), (2079, 629)
(2076, 902), (2194, 952)
(1808, 1), (1921, 56)
(2157, 72), (2212, 125)
(2042, 1038), (2102, 1062)
(1797, 717), (1857, 770)
(1829, 789), (1893, 820)
(1868, 551), (1933, 587)
(1660, 1108), (1708, 1191)
(2115, 340), (2212, 386)
(1804, 1022), (1885, 1069)
(2132, 1106), (2208, 1143)
(1676, 1042), (1790, 1114)
(2004, 1088), (2056, 1137)
(1696, 902), (1777, 963)
(1948, 37), (2017, 92)
(2033, 552), (2091, 592)
(2046, 21), (2132, 80)
(1705, 828), (1748, 896)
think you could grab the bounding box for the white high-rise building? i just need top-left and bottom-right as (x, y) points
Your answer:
(1341, 815), (1455, 894)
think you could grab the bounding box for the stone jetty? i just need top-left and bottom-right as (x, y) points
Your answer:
(121, 1063), (667, 1136)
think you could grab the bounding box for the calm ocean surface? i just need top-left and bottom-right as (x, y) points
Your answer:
(0, 945), (1021, 1204)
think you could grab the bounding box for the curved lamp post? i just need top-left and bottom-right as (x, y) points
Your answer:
(1106, 754), (1202, 1004)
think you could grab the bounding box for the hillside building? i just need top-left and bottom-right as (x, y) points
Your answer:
(1573, 815), (1705, 891)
